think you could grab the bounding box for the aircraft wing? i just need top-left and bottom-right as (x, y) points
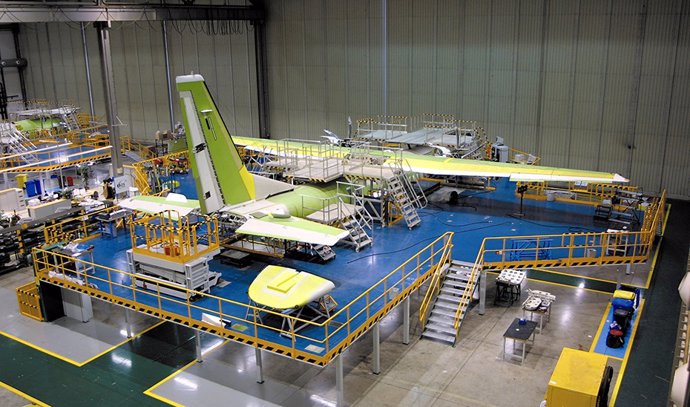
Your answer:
(233, 136), (628, 184)
(118, 195), (200, 217)
(399, 153), (629, 183)
(237, 216), (349, 246)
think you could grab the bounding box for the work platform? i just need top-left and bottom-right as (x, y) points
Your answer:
(26, 172), (665, 371)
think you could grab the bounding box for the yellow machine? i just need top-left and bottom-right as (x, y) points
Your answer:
(545, 348), (612, 407)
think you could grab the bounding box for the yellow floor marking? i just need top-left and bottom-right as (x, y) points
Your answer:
(609, 298), (646, 406)
(77, 320), (166, 366)
(0, 319), (165, 367)
(0, 381), (50, 407)
(590, 302), (612, 353)
(143, 339), (230, 404)
(0, 330), (82, 366)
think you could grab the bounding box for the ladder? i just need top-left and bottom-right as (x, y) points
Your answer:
(421, 260), (477, 345)
(0, 122), (39, 164)
(310, 244), (336, 262)
(61, 108), (81, 131)
(340, 216), (372, 252)
(387, 174), (421, 229)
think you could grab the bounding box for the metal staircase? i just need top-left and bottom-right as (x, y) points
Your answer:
(0, 122), (39, 164)
(421, 260), (478, 345)
(387, 174), (421, 229)
(310, 243), (336, 262)
(340, 217), (372, 252)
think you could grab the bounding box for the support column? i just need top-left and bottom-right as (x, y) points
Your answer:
(479, 269), (487, 315)
(95, 21), (123, 176)
(195, 330), (202, 362)
(161, 21), (175, 132)
(80, 22), (95, 118)
(402, 296), (410, 345)
(253, 19), (269, 138)
(372, 322), (381, 375)
(335, 354), (344, 407)
(123, 308), (132, 338)
(254, 347), (264, 383)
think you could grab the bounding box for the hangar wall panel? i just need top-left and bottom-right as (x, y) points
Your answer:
(15, 0), (690, 198)
(19, 22), (258, 142)
(265, 0), (690, 198)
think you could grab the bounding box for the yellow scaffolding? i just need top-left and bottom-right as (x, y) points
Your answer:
(129, 210), (220, 264)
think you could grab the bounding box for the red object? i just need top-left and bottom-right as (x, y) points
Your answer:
(66, 176), (74, 186)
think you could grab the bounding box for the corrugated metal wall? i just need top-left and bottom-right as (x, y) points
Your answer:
(19, 21), (258, 140)
(266, 0), (690, 198)
(16, 0), (690, 198)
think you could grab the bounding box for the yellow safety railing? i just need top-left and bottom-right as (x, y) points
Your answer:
(121, 136), (157, 160)
(16, 281), (43, 321)
(43, 205), (120, 245)
(517, 181), (641, 206)
(32, 231), (453, 365)
(454, 240), (485, 331)
(508, 147), (540, 165)
(129, 210), (220, 264)
(419, 234), (454, 329)
(124, 164), (151, 195)
(447, 190), (667, 337)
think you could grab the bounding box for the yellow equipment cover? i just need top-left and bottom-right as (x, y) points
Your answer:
(248, 265), (335, 310)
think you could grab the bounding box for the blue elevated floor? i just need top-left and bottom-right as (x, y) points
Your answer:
(80, 175), (632, 360)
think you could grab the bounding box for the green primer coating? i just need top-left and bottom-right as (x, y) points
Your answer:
(267, 183), (338, 217)
(177, 78), (255, 212)
(15, 118), (61, 132)
(232, 136), (624, 181)
(254, 215), (347, 237)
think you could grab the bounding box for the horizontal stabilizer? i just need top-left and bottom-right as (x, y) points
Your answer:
(237, 217), (349, 246)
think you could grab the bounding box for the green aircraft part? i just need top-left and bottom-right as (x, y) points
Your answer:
(177, 78), (256, 211)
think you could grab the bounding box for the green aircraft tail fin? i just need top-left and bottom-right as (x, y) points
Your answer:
(176, 74), (256, 213)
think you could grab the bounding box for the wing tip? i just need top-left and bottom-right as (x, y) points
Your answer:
(613, 174), (629, 183)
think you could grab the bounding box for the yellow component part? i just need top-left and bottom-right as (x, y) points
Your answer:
(546, 348), (608, 407)
(16, 174), (27, 189)
(613, 289), (636, 300)
(15, 281), (43, 321)
(248, 265), (335, 310)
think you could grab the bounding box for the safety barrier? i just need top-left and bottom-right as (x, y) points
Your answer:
(129, 210), (220, 264)
(43, 205), (120, 245)
(16, 281), (43, 321)
(32, 231), (453, 366)
(419, 235), (454, 329)
(516, 180), (641, 205)
(451, 190), (667, 334)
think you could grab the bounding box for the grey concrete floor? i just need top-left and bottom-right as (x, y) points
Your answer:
(148, 276), (617, 407)
(0, 267), (619, 407)
(0, 388), (26, 407)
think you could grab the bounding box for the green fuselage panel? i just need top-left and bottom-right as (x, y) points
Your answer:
(267, 183), (338, 218)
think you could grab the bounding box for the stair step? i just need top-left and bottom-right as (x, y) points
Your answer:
(431, 306), (456, 318)
(440, 286), (465, 296)
(445, 273), (470, 282)
(452, 260), (476, 269)
(434, 300), (458, 310)
(426, 322), (456, 335)
(421, 330), (455, 344)
(437, 294), (461, 303)
(428, 314), (454, 325)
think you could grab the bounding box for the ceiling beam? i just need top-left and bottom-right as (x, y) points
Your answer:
(0, 5), (264, 24)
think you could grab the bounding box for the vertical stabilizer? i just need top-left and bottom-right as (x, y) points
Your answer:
(176, 74), (256, 213)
